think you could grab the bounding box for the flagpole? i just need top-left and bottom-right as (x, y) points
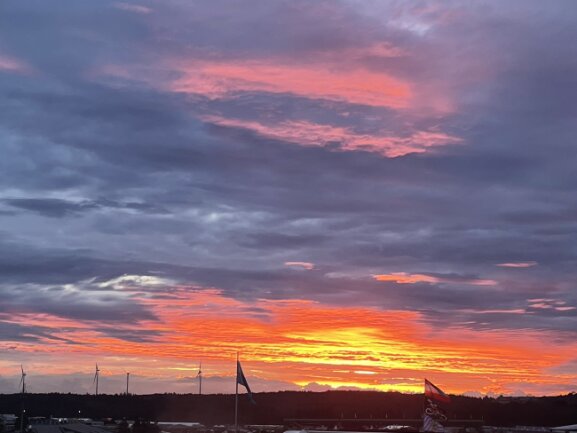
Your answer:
(198, 362), (202, 396)
(235, 352), (239, 433)
(423, 378), (426, 432)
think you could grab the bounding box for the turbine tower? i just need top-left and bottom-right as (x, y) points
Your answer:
(93, 363), (100, 395)
(19, 365), (26, 394)
(19, 365), (26, 433)
(126, 372), (130, 395)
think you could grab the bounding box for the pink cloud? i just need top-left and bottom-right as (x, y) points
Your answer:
(555, 306), (576, 311)
(496, 261), (537, 268)
(458, 308), (527, 315)
(0, 53), (31, 74)
(172, 59), (412, 109)
(527, 299), (575, 311)
(202, 116), (461, 157)
(284, 261), (315, 270)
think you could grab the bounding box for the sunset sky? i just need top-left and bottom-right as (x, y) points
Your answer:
(1, 1), (577, 397)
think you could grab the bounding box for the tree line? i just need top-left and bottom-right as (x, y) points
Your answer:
(0, 391), (575, 427)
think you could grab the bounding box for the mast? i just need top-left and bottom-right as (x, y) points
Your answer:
(198, 362), (202, 396)
(235, 353), (239, 433)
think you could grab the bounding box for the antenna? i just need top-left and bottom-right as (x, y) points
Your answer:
(19, 365), (26, 394)
(93, 363), (100, 395)
(197, 362), (202, 395)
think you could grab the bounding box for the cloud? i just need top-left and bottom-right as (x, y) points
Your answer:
(0, 53), (31, 74)
(1, 197), (167, 218)
(2, 287), (577, 396)
(496, 261), (538, 268)
(113, 2), (153, 15)
(285, 262), (315, 270)
(1, 0), (577, 395)
(527, 299), (576, 312)
(171, 59), (412, 109)
(201, 116), (461, 157)
(373, 272), (497, 286)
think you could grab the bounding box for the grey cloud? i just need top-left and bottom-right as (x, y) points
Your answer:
(1, 0), (577, 347)
(0, 320), (68, 343)
(2, 198), (100, 217)
(1, 197), (168, 218)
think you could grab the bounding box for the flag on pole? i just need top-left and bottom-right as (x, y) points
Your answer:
(423, 379), (449, 433)
(425, 379), (451, 403)
(236, 361), (255, 404)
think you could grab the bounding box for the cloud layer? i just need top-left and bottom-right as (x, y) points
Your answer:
(1, 0), (577, 395)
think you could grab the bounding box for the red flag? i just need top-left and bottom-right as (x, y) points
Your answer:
(425, 379), (451, 403)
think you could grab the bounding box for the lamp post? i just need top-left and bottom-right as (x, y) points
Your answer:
(20, 409), (26, 433)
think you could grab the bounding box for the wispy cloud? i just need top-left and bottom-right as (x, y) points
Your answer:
(113, 2), (152, 15)
(373, 272), (497, 286)
(496, 261), (538, 268)
(284, 261), (315, 270)
(0, 53), (31, 74)
(202, 116), (461, 157)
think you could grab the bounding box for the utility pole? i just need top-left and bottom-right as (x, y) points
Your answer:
(20, 409), (25, 433)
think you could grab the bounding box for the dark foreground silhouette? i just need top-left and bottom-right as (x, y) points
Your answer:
(1, 391), (576, 427)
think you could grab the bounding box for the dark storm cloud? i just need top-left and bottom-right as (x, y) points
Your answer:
(1, 0), (577, 344)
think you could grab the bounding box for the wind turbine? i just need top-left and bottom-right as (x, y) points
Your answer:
(19, 365), (26, 394)
(93, 364), (100, 395)
(197, 362), (202, 395)
(126, 372), (130, 395)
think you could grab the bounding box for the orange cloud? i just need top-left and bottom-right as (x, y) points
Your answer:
(202, 116), (461, 157)
(4, 284), (577, 395)
(373, 272), (497, 286)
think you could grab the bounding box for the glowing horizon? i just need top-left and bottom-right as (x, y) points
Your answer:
(2, 281), (576, 396)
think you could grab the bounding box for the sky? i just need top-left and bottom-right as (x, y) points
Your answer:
(1, 0), (577, 397)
